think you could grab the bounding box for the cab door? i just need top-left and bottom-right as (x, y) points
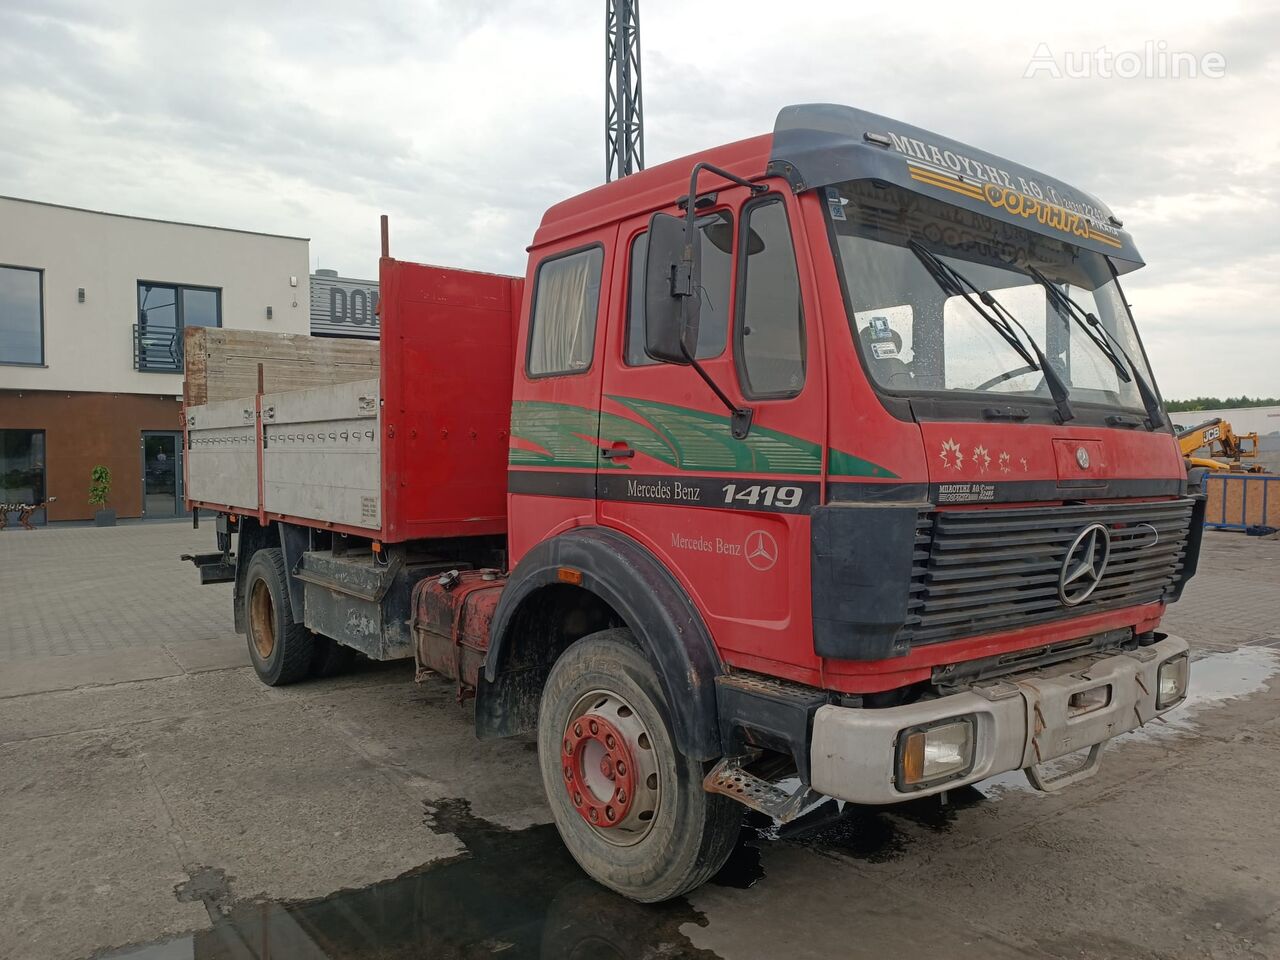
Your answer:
(597, 188), (827, 676)
(507, 237), (614, 564)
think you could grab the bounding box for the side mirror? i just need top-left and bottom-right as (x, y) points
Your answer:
(643, 212), (700, 364)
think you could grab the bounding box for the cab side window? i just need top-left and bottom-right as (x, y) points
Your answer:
(527, 246), (604, 377)
(626, 211), (734, 365)
(736, 198), (805, 398)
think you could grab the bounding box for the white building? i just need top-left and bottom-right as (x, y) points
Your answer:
(0, 196), (309, 523)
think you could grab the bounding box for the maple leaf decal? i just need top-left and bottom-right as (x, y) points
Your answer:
(998, 451), (1011, 474)
(939, 438), (963, 470)
(973, 445), (991, 473)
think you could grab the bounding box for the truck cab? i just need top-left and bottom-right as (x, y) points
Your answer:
(186, 103), (1202, 903)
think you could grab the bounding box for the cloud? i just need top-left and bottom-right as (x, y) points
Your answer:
(1, 0), (1276, 397)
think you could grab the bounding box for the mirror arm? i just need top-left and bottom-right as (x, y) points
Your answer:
(675, 162), (769, 297)
(680, 342), (754, 440)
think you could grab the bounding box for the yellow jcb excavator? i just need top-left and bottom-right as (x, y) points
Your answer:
(1176, 418), (1266, 472)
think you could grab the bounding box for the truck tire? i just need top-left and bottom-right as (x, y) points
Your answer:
(537, 628), (740, 903)
(243, 548), (314, 686)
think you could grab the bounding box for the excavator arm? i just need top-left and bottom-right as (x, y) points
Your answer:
(1176, 418), (1262, 472)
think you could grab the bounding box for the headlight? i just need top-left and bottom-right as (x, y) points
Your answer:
(1157, 654), (1189, 709)
(896, 716), (976, 791)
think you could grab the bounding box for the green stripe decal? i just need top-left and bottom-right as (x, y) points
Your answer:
(827, 447), (898, 478)
(509, 398), (897, 479)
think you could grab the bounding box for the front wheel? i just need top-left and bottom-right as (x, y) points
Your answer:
(537, 628), (740, 902)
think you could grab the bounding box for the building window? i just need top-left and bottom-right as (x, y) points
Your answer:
(526, 247), (604, 377)
(1, 429), (47, 525)
(0, 265), (44, 365)
(135, 282), (222, 372)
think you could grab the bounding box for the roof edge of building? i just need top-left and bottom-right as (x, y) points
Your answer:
(0, 194), (310, 243)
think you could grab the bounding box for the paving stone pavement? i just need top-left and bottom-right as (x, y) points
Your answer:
(0, 521), (234, 662)
(1, 521), (1275, 664)
(1160, 529), (1280, 651)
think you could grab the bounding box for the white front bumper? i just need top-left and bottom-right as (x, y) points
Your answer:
(810, 635), (1190, 804)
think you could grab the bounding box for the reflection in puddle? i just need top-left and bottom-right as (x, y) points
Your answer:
(768, 787), (986, 863)
(95, 799), (722, 960)
(94, 647), (1279, 958)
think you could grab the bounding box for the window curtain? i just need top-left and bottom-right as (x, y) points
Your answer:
(530, 252), (598, 375)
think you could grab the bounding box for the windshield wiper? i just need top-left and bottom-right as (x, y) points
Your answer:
(1026, 266), (1166, 429)
(908, 240), (1074, 424)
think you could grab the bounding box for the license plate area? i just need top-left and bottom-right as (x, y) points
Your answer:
(1067, 683), (1112, 717)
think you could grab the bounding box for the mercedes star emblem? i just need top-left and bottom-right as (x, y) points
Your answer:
(1076, 446), (1091, 469)
(743, 530), (778, 572)
(1058, 522), (1111, 606)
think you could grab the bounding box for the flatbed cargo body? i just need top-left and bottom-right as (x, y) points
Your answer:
(184, 260), (522, 541)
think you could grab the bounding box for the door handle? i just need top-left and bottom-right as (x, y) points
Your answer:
(601, 443), (635, 460)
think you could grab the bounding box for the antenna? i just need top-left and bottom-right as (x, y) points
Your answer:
(605, 0), (644, 182)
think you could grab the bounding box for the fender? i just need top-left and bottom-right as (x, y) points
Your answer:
(478, 526), (723, 761)
(231, 517), (275, 634)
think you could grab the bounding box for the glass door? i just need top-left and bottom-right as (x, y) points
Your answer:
(1, 429), (47, 526)
(141, 432), (183, 518)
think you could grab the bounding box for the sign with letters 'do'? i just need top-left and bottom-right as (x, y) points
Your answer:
(310, 272), (380, 339)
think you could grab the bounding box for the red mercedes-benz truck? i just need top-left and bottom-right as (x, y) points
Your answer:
(183, 104), (1204, 902)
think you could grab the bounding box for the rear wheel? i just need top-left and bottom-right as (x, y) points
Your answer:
(242, 548), (314, 686)
(537, 628), (740, 902)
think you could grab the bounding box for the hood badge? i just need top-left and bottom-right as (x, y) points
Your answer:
(1076, 446), (1091, 469)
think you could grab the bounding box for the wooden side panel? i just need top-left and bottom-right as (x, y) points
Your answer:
(183, 327), (379, 405)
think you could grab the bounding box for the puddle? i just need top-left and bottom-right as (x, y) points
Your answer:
(93, 798), (723, 960)
(92, 648), (1279, 958)
(1124, 645), (1280, 742)
(762, 787), (986, 864)
(93, 788), (989, 959)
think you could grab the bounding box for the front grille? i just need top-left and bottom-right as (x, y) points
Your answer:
(904, 498), (1195, 645)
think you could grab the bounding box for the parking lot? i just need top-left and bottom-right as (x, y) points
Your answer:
(2, 521), (1279, 960)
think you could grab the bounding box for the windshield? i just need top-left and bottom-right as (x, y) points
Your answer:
(827, 181), (1157, 413)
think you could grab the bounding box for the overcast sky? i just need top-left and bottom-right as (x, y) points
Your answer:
(2, 0), (1277, 398)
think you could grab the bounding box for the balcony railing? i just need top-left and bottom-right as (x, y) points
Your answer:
(134, 324), (183, 372)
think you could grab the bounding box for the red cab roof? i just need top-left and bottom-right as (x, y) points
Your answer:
(532, 134), (772, 249)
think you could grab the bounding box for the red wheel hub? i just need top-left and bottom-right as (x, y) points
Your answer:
(561, 713), (636, 828)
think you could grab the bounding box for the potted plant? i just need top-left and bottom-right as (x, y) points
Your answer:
(89, 465), (116, 527)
